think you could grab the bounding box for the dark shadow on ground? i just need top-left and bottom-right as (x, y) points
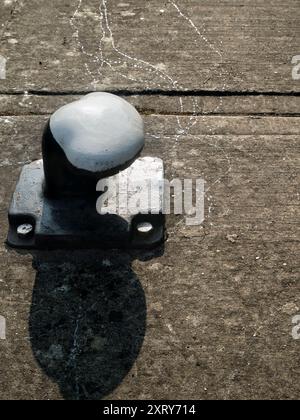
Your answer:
(29, 248), (163, 400)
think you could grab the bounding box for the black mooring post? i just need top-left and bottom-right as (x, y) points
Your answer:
(42, 92), (145, 197)
(7, 92), (165, 250)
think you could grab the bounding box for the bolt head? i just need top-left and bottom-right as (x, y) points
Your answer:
(17, 224), (33, 237)
(136, 222), (154, 235)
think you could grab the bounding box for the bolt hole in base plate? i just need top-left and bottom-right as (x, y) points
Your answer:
(7, 158), (165, 250)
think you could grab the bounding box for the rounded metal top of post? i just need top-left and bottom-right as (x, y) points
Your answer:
(49, 92), (145, 175)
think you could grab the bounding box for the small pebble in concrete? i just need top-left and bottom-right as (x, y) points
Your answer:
(47, 344), (64, 360)
(102, 259), (112, 267)
(0, 316), (6, 340)
(226, 234), (238, 243)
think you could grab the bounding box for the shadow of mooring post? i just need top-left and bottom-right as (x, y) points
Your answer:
(29, 248), (162, 400)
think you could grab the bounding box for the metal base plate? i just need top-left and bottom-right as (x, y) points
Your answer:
(7, 158), (165, 250)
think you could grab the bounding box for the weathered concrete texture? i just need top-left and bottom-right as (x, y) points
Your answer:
(0, 0), (299, 92)
(0, 0), (300, 401)
(0, 114), (299, 399)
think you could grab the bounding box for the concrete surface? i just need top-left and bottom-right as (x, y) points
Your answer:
(0, 0), (299, 400)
